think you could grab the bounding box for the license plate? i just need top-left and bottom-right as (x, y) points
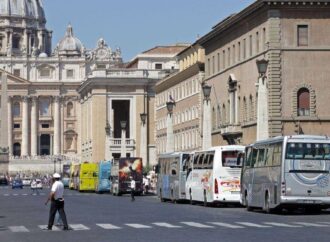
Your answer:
(303, 200), (315, 204)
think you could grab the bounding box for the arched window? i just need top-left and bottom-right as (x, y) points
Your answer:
(298, 88), (310, 116)
(243, 97), (247, 122)
(222, 104), (226, 124)
(13, 102), (20, 117)
(249, 95), (254, 121)
(39, 99), (50, 116)
(212, 107), (216, 130)
(67, 102), (74, 117)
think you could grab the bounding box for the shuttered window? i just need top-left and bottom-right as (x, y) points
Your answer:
(298, 25), (308, 46)
(297, 88), (310, 116)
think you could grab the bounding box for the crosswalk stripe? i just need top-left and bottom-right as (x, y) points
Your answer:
(96, 224), (121, 229)
(69, 224), (90, 230)
(293, 222), (329, 227)
(209, 222), (244, 229)
(125, 224), (152, 228)
(39, 225), (61, 231)
(181, 222), (214, 228)
(4, 194), (9, 196)
(22, 194), (28, 196)
(9, 226), (29, 232)
(263, 222), (302, 228)
(318, 222), (330, 225)
(153, 222), (182, 228)
(236, 222), (271, 228)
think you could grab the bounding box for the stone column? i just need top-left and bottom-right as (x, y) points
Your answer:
(120, 127), (127, 158)
(53, 96), (61, 155)
(7, 97), (12, 156)
(202, 100), (212, 150)
(166, 113), (174, 153)
(21, 96), (29, 156)
(30, 97), (38, 156)
(256, 77), (269, 141)
(140, 119), (147, 167)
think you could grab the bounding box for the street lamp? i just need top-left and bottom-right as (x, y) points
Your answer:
(120, 120), (127, 130)
(256, 58), (269, 78)
(166, 101), (175, 115)
(140, 113), (147, 125)
(105, 121), (111, 135)
(202, 84), (212, 102)
(256, 58), (269, 141)
(120, 120), (127, 158)
(165, 101), (175, 153)
(202, 82), (212, 149)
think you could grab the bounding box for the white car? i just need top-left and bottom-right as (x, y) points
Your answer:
(31, 179), (43, 189)
(22, 178), (32, 186)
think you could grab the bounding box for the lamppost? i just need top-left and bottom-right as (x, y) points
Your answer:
(105, 121), (111, 160)
(166, 101), (175, 153)
(120, 120), (127, 158)
(202, 83), (212, 150)
(140, 113), (147, 166)
(256, 58), (269, 141)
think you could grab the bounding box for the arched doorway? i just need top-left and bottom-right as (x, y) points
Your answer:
(40, 134), (51, 155)
(13, 143), (21, 156)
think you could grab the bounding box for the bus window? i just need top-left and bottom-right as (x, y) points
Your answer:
(256, 147), (266, 167)
(222, 150), (242, 168)
(193, 154), (199, 166)
(273, 143), (282, 166)
(265, 146), (274, 166)
(203, 154), (210, 168)
(198, 154), (204, 169)
(245, 147), (252, 167)
(208, 154), (214, 167)
(251, 148), (258, 167)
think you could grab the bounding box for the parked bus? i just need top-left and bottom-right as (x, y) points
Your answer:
(95, 160), (111, 193)
(79, 162), (98, 192)
(186, 146), (245, 206)
(62, 164), (71, 188)
(241, 135), (330, 213)
(69, 163), (80, 190)
(110, 157), (143, 196)
(157, 152), (192, 202)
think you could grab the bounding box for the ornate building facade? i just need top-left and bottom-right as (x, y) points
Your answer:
(0, 1), (186, 173)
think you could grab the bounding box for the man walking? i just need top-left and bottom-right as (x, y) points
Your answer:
(130, 176), (136, 201)
(45, 173), (69, 230)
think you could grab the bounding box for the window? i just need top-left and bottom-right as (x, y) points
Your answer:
(40, 69), (50, 78)
(155, 63), (163, 70)
(217, 53), (220, 72)
(41, 124), (50, 129)
(97, 64), (106, 69)
(13, 36), (20, 49)
(67, 102), (74, 117)
(297, 88), (310, 116)
(222, 150), (242, 168)
(243, 39), (246, 59)
(66, 69), (74, 78)
(212, 56), (215, 74)
(249, 35), (253, 57)
(298, 25), (308, 46)
(13, 69), (20, 77)
(238, 42), (241, 61)
(222, 50), (226, 69)
(207, 58), (210, 76)
(13, 102), (20, 117)
(256, 32), (259, 53)
(14, 123), (20, 129)
(39, 99), (50, 116)
(0, 35), (3, 50)
(228, 47), (231, 66)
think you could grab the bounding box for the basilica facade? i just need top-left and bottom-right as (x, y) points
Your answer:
(0, 0), (184, 171)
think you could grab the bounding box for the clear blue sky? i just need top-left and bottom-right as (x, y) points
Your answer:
(43, 0), (255, 62)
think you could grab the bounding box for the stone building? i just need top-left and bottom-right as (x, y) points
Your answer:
(197, 0), (330, 145)
(0, 0), (184, 173)
(155, 43), (205, 154)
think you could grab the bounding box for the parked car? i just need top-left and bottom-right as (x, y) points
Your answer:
(36, 179), (43, 189)
(31, 179), (43, 190)
(22, 178), (32, 186)
(0, 176), (8, 186)
(12, 179), (23, 189)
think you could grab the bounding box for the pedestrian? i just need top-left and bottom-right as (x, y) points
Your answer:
(31, 179), (38, 195)
(44, 173), (69, 230)
(130, 176), (136, 201)
(143, 176), (150, 195)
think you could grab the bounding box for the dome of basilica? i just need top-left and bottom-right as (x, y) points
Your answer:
(57, 24), (84, 57)
(0, 0), (45, 20)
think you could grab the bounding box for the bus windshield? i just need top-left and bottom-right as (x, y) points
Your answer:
(222, 150), (242, 167)
(286, 143), (330, 160)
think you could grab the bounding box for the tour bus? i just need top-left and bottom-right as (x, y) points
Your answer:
(110, 157), (143, 196)
(69, 163), (80, 190)
(186, 146), (245, 206)
(157, 152), (192, 202)
(79, 162), (98, 192)
(62, 164), (71, 188)
(241, 135), (330, 213)
(95, 160), (111, 193)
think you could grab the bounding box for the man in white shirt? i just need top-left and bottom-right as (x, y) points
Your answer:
(45, 173), (69, 230)
(130, 176), (136, 201)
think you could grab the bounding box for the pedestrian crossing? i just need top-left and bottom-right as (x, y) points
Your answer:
(1, 221), (330, 233)
(1, 192), (96, 197)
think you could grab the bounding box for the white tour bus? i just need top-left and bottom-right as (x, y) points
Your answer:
(186, 146), (245, 206)
(241, 135), (330, 213)
(157, 152), (192, 202)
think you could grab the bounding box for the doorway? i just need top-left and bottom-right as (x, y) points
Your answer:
(13, 143), (21, 156)
(112, 100), (130, 138)
(40, 134), (51, 155)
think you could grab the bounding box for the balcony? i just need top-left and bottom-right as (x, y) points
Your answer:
(220, 124), (242, 136)
(109, 139), (136, 150)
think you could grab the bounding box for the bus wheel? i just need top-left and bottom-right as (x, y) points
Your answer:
(245, 192), (253, 211)
(263, 193), (272, 214)
(203, 191), (208, 207)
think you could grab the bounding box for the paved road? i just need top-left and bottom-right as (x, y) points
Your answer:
(1, 186), (330, 242)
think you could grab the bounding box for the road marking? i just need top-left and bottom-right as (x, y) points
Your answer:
(13, 194), (18, 196)
(69, 224), (90, 230)
(318, 222), (330, 225)
(9, 226), (29, 232)
(22, 194), (28, 196)
(236, 222), (271, 228)
(209, 222), (244, 229)
(181, 222), (214, 228)
(125, 224), (152, 229)
(153, 222), (182, 228)
(96, 224), (121, 229)
(4, 194), (9, 196)
(39, 225), (61, 231)
(293, 222), (329, 227)
(263, 222), (302, 228)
